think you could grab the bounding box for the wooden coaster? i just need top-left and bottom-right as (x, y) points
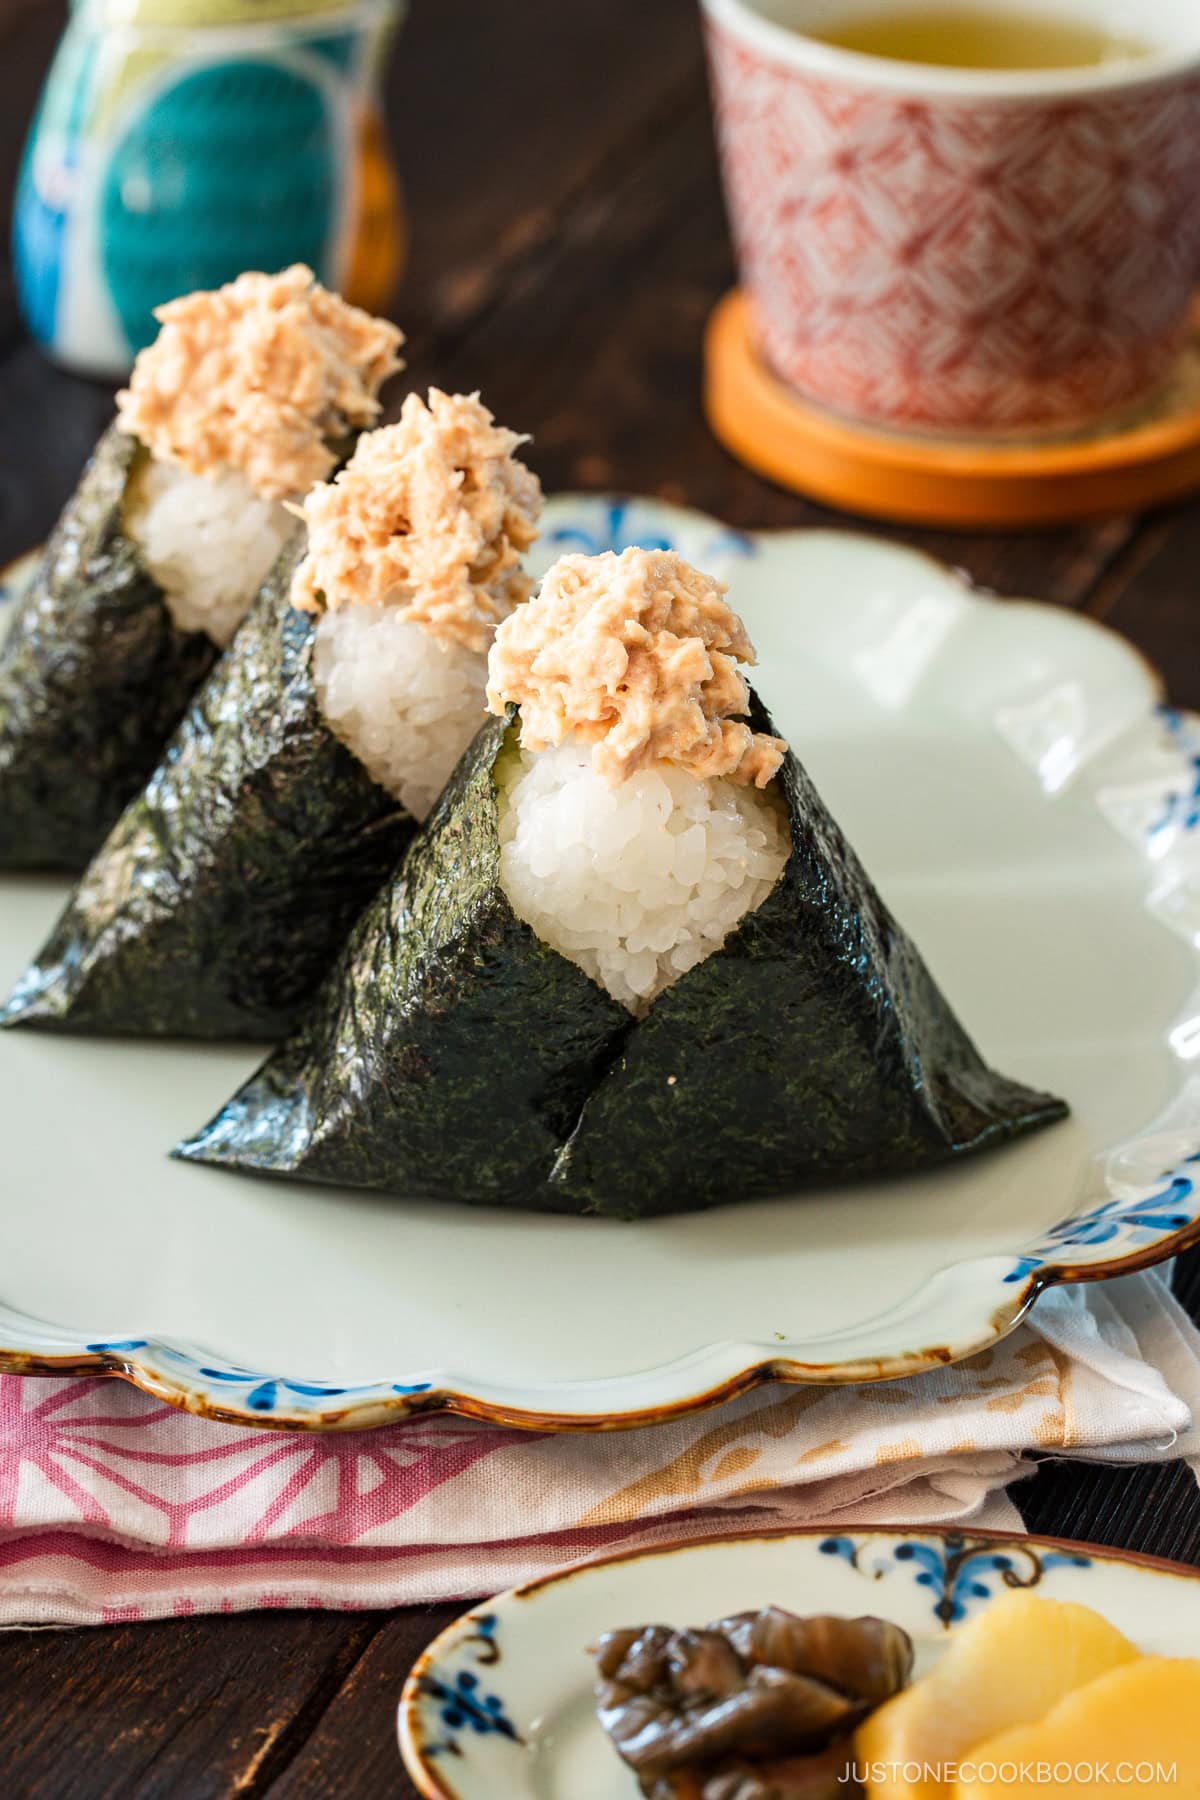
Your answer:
(705, 289), (1200, 529)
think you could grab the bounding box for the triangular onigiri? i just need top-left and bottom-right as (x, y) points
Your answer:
(3, 544), (413, 1040)
(176, 701), (1066, 1214)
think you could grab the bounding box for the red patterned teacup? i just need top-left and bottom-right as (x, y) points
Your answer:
(702, 0), (1200, 435)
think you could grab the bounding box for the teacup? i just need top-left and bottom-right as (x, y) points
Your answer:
(701, 0), (1200, 435)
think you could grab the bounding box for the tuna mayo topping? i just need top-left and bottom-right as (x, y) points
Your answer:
(486, 547), (787, 788)
(116, 265), (404, 502)
(290, 390), (543, 652)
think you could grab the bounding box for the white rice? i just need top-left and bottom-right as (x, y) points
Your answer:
(313, 605), (490, 821)
(497, 738), (791, 1014)
(127, 457), (295, 647)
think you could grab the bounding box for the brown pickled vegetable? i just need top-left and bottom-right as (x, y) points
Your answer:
(592, 1606), (913, 1800)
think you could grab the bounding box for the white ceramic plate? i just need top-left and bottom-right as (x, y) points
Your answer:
(398, 1525), (1200, 1797)
(2, 496), (1200, 1430)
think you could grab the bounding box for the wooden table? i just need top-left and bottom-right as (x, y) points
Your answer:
(1, 1), (1198, 1791)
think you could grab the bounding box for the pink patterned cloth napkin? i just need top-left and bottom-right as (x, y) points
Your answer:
(2, 1271), (1197, 1627)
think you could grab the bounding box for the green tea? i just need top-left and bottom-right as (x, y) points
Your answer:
(808, 8), (1152, 69)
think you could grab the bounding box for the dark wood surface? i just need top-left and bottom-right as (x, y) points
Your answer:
(1, 1), (1199, 1792)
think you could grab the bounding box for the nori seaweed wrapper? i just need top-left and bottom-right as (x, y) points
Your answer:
(2, 537), (416, 1041)
(0, 425), (226, 871)
(549, 700), (1067, 1217)
(177, 695), (1067, 1215)
(176, 712), (630, 1193)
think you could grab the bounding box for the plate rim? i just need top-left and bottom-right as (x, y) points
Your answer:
(2, 497), (1198, 1432)
(396, 1522), (1200, 1800)
(2, 1224), (1199, 1434)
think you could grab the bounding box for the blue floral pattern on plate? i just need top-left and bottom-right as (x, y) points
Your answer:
(540, 494), (754, 569)
(1149, 708), (1200, 842)
(1095, 704), (1200, 862)
(79, 1340), (432, 1417)
(1003, 1150), (1200, 1285)
(820, 1531), (1091, 1627)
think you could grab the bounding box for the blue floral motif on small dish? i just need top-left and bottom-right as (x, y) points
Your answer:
(820, 1531), (1090, 1627)
(418, 1612), (520, 1759)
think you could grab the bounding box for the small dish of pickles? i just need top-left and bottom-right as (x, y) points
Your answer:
(399, 1527), (1200, 1799)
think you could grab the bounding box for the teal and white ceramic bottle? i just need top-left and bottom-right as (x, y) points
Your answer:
(13, 0), (406, 376)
